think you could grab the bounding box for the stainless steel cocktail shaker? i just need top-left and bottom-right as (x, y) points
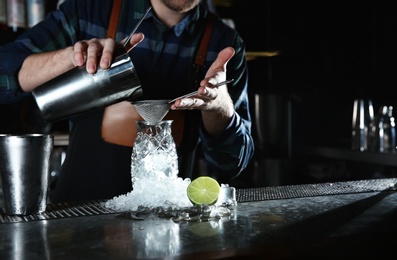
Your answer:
(32, 48), (143, 122)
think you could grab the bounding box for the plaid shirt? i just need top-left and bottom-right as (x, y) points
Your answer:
(0, 0), (254, 201)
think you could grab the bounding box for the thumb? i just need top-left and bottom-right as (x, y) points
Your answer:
(208, 47), (235, 73)
(124, 33), (145, 52)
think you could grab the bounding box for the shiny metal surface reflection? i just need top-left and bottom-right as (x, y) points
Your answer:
(32, 48), (142, 123)
(1, 186), (397, 258)
(0, 134), (53, 215)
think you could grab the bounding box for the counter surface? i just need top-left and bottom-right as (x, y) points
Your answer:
(1, 179), (397, 259)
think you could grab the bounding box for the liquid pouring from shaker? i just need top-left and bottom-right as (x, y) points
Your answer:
(123, 6), (152, 49)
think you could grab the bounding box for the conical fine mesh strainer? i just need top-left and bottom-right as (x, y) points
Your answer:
(132, 100), (171, 123)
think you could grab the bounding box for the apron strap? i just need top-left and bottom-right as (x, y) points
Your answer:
(106, 0), (122, 38)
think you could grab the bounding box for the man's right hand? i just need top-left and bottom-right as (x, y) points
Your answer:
(18, 33), (144, 92)
(73, 33), (145, 74)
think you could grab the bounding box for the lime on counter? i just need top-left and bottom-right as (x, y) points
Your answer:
(187, 176), (220, 206)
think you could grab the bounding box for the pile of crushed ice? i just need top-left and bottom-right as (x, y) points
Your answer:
(104, 123), (195, 212)
(104, 174), (192, 212)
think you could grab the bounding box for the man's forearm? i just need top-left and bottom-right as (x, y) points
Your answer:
(201, 109), (233, 136)
(18, 47), (75, 92)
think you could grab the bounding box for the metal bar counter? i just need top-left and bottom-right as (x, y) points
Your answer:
(1, 178), (397, 259)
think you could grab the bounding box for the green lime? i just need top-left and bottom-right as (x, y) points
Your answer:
(187, 176), (220, 206)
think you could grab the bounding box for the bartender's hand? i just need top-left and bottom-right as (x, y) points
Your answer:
(19, 33), (144, 92)
(171, 47), (235, 136)
(73, 33), (145, 74)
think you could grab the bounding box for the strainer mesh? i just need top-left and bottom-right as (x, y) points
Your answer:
(133, 100), (170, 123)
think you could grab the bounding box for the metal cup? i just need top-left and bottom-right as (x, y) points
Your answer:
(32, 48), (143, 122)
(0, 134), (53, 215)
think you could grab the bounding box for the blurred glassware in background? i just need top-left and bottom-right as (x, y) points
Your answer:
(352, 98), (374, 152)
(370, 105), (396, 153)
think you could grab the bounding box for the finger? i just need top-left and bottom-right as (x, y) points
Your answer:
(186, 97), (199, 109)
(72, 41), (88, 67)
(200, 47), (235, 88)
(206, 47), (235, 76)
(201, 86), (217, 100)
(176, 97), (201, 108)
(125, 33), (145, 53)
(85, 38), (103, 74)
(171, 96), (207, 110)
(99, 38), (117, 69)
